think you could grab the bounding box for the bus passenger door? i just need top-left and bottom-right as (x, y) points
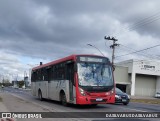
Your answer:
(46, 68), (52, 98)
(66, 62), (74, 101)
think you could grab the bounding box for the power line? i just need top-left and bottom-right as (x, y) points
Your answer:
(105, 11), (160, 62)
(129, 16), (160, 31)
(111, 10), (160, 36)
(115, 44), (160, 58)
(127, 11), (160, 31)
(117, 44), (160, 60)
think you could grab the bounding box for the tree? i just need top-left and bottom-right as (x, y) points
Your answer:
(18, 80), (25, 88)
(2, 79), (12, 87)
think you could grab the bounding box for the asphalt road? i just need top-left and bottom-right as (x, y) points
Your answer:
(1, 87), (160, 121)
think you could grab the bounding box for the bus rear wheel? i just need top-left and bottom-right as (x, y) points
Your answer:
(61, 93), (67, 106)
(38, 90), (43, 101)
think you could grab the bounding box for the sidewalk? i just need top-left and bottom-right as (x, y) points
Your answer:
(131, 95), (157, 99)
(0, 95), (15, 121)
(0, 101), (8, 112)
(0, 93), (72, 121)
(130, 96), (160, 104)
(0, 93), (8, 112)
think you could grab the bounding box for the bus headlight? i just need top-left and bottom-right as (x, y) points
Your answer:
(110, 88), (115, 94)
(105, 92), (110, 96)
(105, 88), (115, 96)
(79, 88), (86, 96)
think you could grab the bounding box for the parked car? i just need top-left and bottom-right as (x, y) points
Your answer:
(115, 88), (130, 105)
(155, 92), (160, 98)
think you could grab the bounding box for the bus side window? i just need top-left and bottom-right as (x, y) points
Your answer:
(52, 66), (56, 80)
(31, 71), (36, 82)
(54, 65), (59, 80)
(37, 69), (42, 81)
(47, 67), (52, 82)
(35, 71), (38, 81)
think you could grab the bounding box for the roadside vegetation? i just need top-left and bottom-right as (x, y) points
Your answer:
(131, 99), (160, 104)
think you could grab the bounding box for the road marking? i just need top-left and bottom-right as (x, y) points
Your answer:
(118, 106), (147, 112)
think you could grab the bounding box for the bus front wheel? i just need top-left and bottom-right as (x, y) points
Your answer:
(61, 93), (67, 106)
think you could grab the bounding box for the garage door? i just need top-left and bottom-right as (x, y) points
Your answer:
(135, 74), (156, 96)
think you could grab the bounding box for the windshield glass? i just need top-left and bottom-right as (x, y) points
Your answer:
(116, 88), (123, 94)
(77, 62), (113, 86)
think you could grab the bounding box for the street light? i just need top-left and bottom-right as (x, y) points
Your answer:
(87, 44), (105, 57)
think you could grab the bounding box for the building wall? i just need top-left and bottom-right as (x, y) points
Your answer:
(114, 66), (129, 84)
(116, 60), (133, 73)
(114, 66), (131, 94)
(127, 74), (132, 95)
(133, 60), (160, 76)
(116, 59), (160, 96)
(135, 74), (156, 96)
(156, 77), (160, 93)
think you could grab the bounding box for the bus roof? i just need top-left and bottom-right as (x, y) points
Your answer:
(32, 54), (108, 71)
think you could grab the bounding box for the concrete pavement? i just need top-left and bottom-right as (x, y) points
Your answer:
(0, 101), (8, 112)
(0, 93), (83, 121)
(0, 94), (15, 121)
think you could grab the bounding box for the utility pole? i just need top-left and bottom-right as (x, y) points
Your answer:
(104, 36), (119, 65)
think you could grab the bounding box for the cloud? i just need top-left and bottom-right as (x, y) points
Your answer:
(0, 0), (160, 79)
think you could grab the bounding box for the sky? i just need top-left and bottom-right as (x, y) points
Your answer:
(0, 0), (160, 81)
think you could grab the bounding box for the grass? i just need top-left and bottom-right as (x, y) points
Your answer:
(131, 99), (160, 104)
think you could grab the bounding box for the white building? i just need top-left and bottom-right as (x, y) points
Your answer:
(115, 59), (160, 97)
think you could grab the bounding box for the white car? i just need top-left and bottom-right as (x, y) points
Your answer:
(155, 92), (160, 98)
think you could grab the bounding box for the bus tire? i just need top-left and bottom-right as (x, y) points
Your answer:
(61, 92), (67, 106)
(38, 90), (43, 101)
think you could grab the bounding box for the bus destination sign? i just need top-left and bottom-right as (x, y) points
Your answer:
(79, 56), (107, 63)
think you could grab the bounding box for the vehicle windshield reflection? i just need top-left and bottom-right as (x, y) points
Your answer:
(77, 62), (113, 86)
(116, 88), (123, 94)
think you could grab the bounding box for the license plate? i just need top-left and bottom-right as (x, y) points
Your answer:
(96, 98), (103, 101)
(122, 99), (126, 102)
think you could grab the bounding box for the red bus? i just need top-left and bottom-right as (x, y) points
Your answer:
(31, 54), (115, 106)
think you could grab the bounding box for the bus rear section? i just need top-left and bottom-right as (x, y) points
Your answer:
(31, 54), (115, 105)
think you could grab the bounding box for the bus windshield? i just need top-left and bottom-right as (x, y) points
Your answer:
(77, 62), (113, 87)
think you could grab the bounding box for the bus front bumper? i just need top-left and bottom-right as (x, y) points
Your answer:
(76, 96), (115, 105)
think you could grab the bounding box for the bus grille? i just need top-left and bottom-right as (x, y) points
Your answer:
(90, 99), (107, 103)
